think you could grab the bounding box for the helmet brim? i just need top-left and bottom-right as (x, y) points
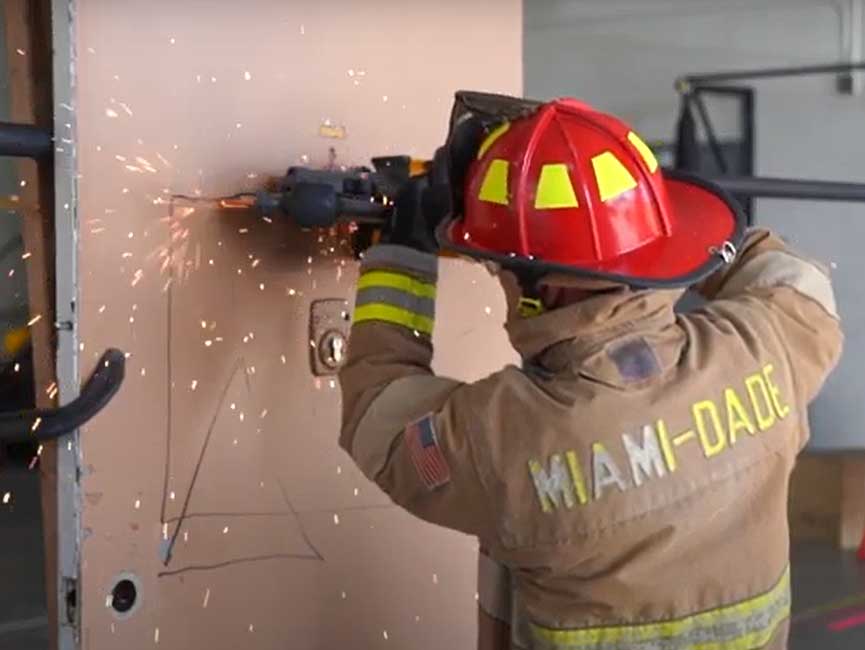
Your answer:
(437, 169), (747, 289)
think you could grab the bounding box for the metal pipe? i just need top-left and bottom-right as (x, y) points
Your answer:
(678, 60), (865, 87)
(691, 93), (728, 174)
(0, 121), (52, 158)
(709, 175), (865, 202)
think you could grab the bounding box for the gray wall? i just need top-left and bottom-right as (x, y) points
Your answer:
(525, 0), (862, 450)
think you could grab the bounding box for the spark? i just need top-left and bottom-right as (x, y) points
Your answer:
(222, 526), (229, 534)
(204, 340), (213, 347)
(115, 155), (127, 161)
(190, 379), (198, 390)
(259, 283), (265, 291)
(128, 231), (134, 238)
(22, 252), (31, 260)
(16, 48), (25, 56)
(202, 588), (210, 608)
(122, 188), (129, 194)
(244, 71), (252, 81)
(484, 306), (492, 315)
(118, 102), (133, 116)
(8, 270), (13, 277)
(300, 24), (305, 34)
(13, 363), (19, 373)
(329, 379), (336, 389)
(336, 465), (342, 475)
(31, 417), (42, 432)
(251, 258), (260, 268)
(383, 630), (389, 640)
(129, 316), (135, 324)
(249, 624), (254, 633)
(432, 573), (438, 584)
(134, 498), (141, 509)
(238, 228), (248, 234)
(353, 487), (359, 496)
(288, 288), (296, 296)
(170, 491), (176, 501)
(382, 95), (389, 102)
(19, 180), (26, 188)
(169, 37), (176, 44)
(131, 269), (144, 287)
(341, 591), (347, 599)
(156, 153), (171, 167)
(162, 523), (168, 539)
(183, 531), (189, 542)
(280, 355), (287, 364)
(2, 492), (10, 504)
(105, 108), (119, 118)
(154, 627), (160, 644)
(262, 216), (272, 224)
(230, 403), (236, 410)
(28, 314), (42, 326)
(260, 409), (268, 419)
(91, 227), (106, 234)
(236, 122), (243, 129)
(211, 76), (217, 83)
(125, 165), (142, 173)
(239, 412), (245, 422)
(98, 305), (106, 313)
(140, 368), (146, 377)
(333, 514), (340, 525)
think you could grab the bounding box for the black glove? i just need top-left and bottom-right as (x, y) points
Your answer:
(384, 147), (451, 253)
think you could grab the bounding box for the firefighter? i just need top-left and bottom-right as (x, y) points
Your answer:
(338, 97), (842, 650)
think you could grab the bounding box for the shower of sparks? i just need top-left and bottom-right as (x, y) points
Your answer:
(202, 588), (210, 608)
(27, 314), (42, 326)
(105, 108), (119, 118)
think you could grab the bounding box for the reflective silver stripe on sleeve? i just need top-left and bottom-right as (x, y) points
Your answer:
(351, 374), (460, 480)
(355, 286), (436, 320)
(478, 552), (512, 623)
(361, 244), (439, 279)
(719, 250), (838, 317)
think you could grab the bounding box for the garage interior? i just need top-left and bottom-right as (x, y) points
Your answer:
(0, 1), (864, 649)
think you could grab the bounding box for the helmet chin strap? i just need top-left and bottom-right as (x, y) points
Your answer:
(516, 271), (546, 317)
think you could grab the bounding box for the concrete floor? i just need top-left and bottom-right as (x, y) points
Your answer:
(1, 465), (864, 650)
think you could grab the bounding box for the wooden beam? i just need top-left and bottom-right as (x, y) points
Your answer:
(2, 1), (58, 649)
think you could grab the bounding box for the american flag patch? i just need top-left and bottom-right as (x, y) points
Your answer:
(405, 415), (451, 490)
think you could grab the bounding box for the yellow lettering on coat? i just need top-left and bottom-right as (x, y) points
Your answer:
(656, 419), (678, 473)
(763, 364), (791, 419)
(746, 373), (776, 431)
(725, 387), (756, 444)
(693, 400), (727, 458)
(528, 455), (575, 512)
(565, 451), (589, 505)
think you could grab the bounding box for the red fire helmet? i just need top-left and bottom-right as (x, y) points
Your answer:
(438, 98), (745, 287)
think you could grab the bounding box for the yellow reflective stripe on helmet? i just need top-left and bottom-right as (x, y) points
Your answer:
(535, 163), (579, 209)
(531, 567), (790, 650)
(591, 151), (638, 202)
(627, 131), (659, 173)
(357, 271), (436, 299)
(479, 159), (510, 205)
(477, 122), (511, 159)
(353, 303), (434, 335)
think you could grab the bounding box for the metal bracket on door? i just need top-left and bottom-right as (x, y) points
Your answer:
(309, 299), (351, 376)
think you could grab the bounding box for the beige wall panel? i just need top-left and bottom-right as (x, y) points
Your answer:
(74, 1), (521, 648)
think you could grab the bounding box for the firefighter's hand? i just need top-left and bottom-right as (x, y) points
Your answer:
(384, 148), (450, 253)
